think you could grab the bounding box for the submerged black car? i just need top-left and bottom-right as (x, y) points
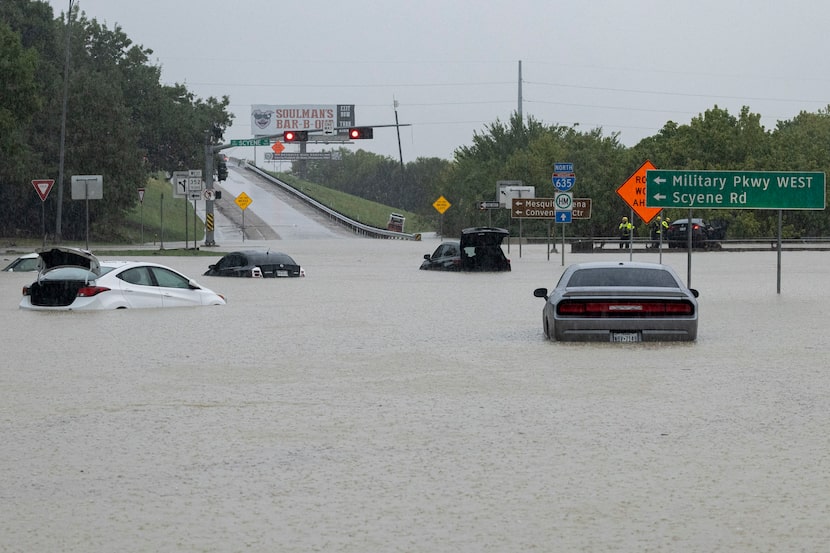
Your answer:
(666, 218), (725, 249)
(420, 241), (461, 271)
(204, 250), (305, 278)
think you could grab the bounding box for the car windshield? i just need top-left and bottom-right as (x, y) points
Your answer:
(566, 267), (679, 288)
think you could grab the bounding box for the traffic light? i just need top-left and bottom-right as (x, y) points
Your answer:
(348, 127), (374, 140)
(217, 159), (228, 181)
(283, 130), (308, 142)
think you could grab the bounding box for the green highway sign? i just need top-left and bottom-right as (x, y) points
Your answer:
(230, 137), (270, 147)
(646, 170), (826, 210)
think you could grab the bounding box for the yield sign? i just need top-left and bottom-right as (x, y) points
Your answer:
(32, 179), (55, 202)
(271, 141), (285, 154)
(616, 160), (661, 224)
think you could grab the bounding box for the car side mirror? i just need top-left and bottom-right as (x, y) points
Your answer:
(689, 288), (699, 298)
(533, 287), (548, 299)
(424, 254), (431, 260)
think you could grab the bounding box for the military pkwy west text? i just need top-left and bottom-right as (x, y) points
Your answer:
(645, 170), (825, 209)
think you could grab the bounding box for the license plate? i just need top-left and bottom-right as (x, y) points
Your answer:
(611, 331), (641, 343)
(276, 270), (288, 277)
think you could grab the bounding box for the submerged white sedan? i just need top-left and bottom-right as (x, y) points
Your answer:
(20, 247), (226, 310)
(533, 261), (698, 342)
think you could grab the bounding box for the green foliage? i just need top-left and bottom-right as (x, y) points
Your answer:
(0, 1), (232, 241)
(269, 171), (432, 232)
(121, 174), (203, 244)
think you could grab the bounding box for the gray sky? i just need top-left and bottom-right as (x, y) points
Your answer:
(46, 0), (830, 162)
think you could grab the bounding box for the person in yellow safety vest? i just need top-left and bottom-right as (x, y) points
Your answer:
(651, 215), (670, 248)
(619, 216), (634, 249)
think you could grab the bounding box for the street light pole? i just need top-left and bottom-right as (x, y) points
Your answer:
(55, 0), (74, 243)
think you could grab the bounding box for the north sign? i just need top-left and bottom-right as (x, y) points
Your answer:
(646, 170), (826, 210)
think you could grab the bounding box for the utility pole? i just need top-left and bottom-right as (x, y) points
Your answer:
(394, 97), (405, 205)
(56, 0), (74, 243)
(517, 60), (523, 121)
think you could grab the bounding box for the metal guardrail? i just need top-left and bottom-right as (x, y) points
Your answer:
(244, 163), (419, 240)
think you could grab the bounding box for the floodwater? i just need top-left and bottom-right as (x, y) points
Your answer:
(2, 238), (829, 553)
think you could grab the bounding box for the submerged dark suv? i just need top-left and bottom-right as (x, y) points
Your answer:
(421, 227), (511, 272)
(666, 218), (725, 249)
(460, 227), (511, 271)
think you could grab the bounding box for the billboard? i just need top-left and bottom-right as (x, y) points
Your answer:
(251, 104), (355, 137)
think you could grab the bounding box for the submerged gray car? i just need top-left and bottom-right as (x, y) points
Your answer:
(533, 261), (699, 342)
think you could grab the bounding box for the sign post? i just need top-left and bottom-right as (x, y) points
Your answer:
(32, 179), (55, 248)
(432, 196), (451, 237)
(645, 168), (826, 293)
(235, 192), (253, 242)
(70, 175), (103, 250)
(138, 187), (145, 244)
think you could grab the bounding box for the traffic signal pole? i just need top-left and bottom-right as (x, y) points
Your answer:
(203, 142), (234, 246)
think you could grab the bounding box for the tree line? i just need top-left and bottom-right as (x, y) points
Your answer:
(302, 106), (830, 239)
(3, 1), (829, 242)
(1, 0), (231, 241)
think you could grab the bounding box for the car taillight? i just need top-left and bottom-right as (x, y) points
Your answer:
(76, 286), (110, 297)
(558, 300), (694, 316)
(692, 224), (700, 230)
(22, 286), (30, 296)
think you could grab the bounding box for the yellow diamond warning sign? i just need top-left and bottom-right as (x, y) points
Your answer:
(432, 195), (451, 214)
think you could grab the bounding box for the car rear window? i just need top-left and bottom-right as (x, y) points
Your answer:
(41, 267), (99, 281)
(567, 267), (679, 288)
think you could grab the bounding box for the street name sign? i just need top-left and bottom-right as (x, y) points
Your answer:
(646, 170), (826, 210)
(231, 137), (270, 147)
(616, 160), (662, 224)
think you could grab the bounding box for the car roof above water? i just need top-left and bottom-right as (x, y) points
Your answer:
(229, 250), (297, 265)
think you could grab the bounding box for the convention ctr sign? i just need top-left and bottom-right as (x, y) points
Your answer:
(646, 170), (826, 210)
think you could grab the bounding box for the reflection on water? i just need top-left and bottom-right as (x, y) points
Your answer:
(2, 240), (829, 552)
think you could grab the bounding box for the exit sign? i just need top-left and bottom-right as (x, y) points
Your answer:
(646, 170), (825, 209)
